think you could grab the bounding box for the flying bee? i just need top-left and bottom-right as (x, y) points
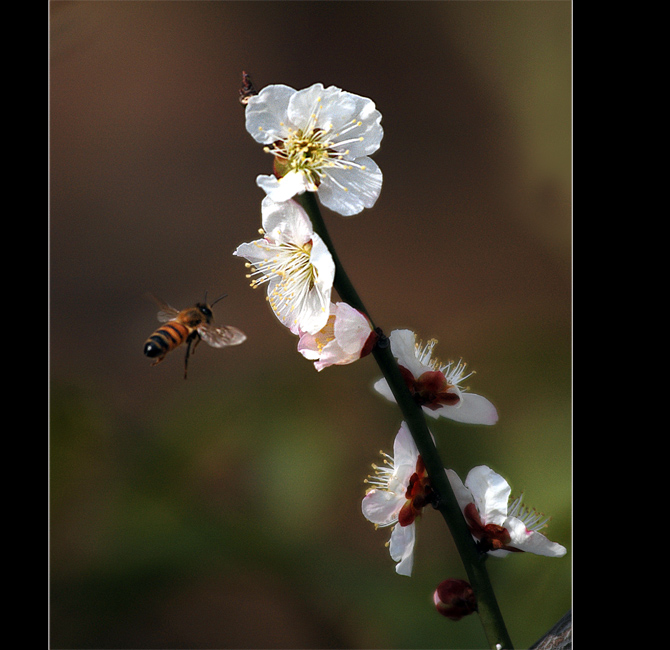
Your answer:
(144, 293), (246, 379)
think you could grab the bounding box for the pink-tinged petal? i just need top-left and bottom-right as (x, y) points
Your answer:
(504, 517), (567, 557)
(332, 303), (372, 354)
(389, 522), (416, 577)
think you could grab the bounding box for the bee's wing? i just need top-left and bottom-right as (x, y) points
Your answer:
(146, 293), (180, 323)
(198, 324), (247, 348)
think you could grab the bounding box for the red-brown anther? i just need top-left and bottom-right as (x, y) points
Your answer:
(398, 366), (461, 410)
(464, 503), (520, 553)
(397, 456), (433, 527)
(434, 579), (477, 621)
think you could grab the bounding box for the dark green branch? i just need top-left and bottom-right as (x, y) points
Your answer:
(296, 191), (513, 650)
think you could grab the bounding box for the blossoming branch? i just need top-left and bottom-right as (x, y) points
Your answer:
(233, 76), (568, 650)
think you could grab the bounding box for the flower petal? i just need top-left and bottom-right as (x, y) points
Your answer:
(428, 393), (499, 425)
(503, 517), (567, 557)
(445, 468), (475, 514)
(389, 329), (427, 378)
(389, 522), (416, 577)
(287, 83), (358, 131)
(245, 84), (296, 143)
(259, 195), (313, 244)
(256, 171), (309, 203)
(317, 157), (383, 216)
(362, 489), (404, 526)
(464, 466), (511, 526)
(393, 421), (420, 470)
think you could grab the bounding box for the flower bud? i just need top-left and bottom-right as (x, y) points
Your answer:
(433, 579), (477, 621)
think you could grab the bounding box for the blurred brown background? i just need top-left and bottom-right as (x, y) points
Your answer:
(50, 2), (571, 648)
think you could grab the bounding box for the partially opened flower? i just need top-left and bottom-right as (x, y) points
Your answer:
(361, 422), (434, 576)
(234, 196), (335, 334)
(245, 82), (383, 216)
(374, 329), (498, 425)
(446, 465), (567, 558)
(294, 302), (377, 371)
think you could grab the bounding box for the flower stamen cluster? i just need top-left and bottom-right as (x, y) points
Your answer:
(263, 113), (368, 193)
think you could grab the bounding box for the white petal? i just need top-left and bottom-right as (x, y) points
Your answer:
(245, 84), (296, 144)
(288, 83), (357, 131)
(393, 422), (419, 469)
(233, 239), (270, 266)
(256, 171), (308, 204)
(361, 489), (403, 526)
(260, 196), (314, 245)
(431, 393), (499, 425)
(309, 233), (336, 290)
(389, 329), (426, 377)
(337, 98), (383, 158)
(445, 468), (475, 514)
(389, 523), (416, 577)
(373, 377), (395, 403)
(464, 466), (510, 526)
(503, 517), (567, 557)
(317, 158), (382, 216)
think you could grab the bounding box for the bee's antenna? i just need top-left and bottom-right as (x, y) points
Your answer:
(210, 293), (228, 307)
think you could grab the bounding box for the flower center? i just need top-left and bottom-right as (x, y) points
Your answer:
(263, 96), (367, 191)
(398, 458), (434, 526)
(399, 335), (475, 410)
(245, 236), (317, 320)
(463, 503), (514, 551)
(399, 366), (461, 410)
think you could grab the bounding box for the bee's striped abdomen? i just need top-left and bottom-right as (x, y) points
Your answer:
(144, 321), (191, 359)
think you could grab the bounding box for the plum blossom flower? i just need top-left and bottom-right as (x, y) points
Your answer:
(234, 196), (335, 334)
(245, 83), (383, 216)
(374, 329), (498, 425)
(361, 422), (434, 576)
(293, 302), (378, 371)
(446, 465), (567, 558)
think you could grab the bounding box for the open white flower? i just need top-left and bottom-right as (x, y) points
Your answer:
(374, 329), (498, 425)
(245, 83), (383, 216)
(446, 465), (567, 558)
(294, 302), (377, 371)
(361, 422), (434, 576)
(234, 196), (335, 334)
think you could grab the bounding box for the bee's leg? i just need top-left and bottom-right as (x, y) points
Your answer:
(183, 340), (192, 379)
(183, 334), (201, 379)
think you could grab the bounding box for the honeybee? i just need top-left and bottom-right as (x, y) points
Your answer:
(144, 293), (246, 379)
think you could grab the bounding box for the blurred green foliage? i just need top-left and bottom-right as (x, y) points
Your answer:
(50, 319), (570, 648)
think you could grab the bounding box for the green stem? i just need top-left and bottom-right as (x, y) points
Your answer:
(296, 192), (514, 650)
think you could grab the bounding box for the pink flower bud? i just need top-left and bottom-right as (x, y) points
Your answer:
(433, 579), (477, 621)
